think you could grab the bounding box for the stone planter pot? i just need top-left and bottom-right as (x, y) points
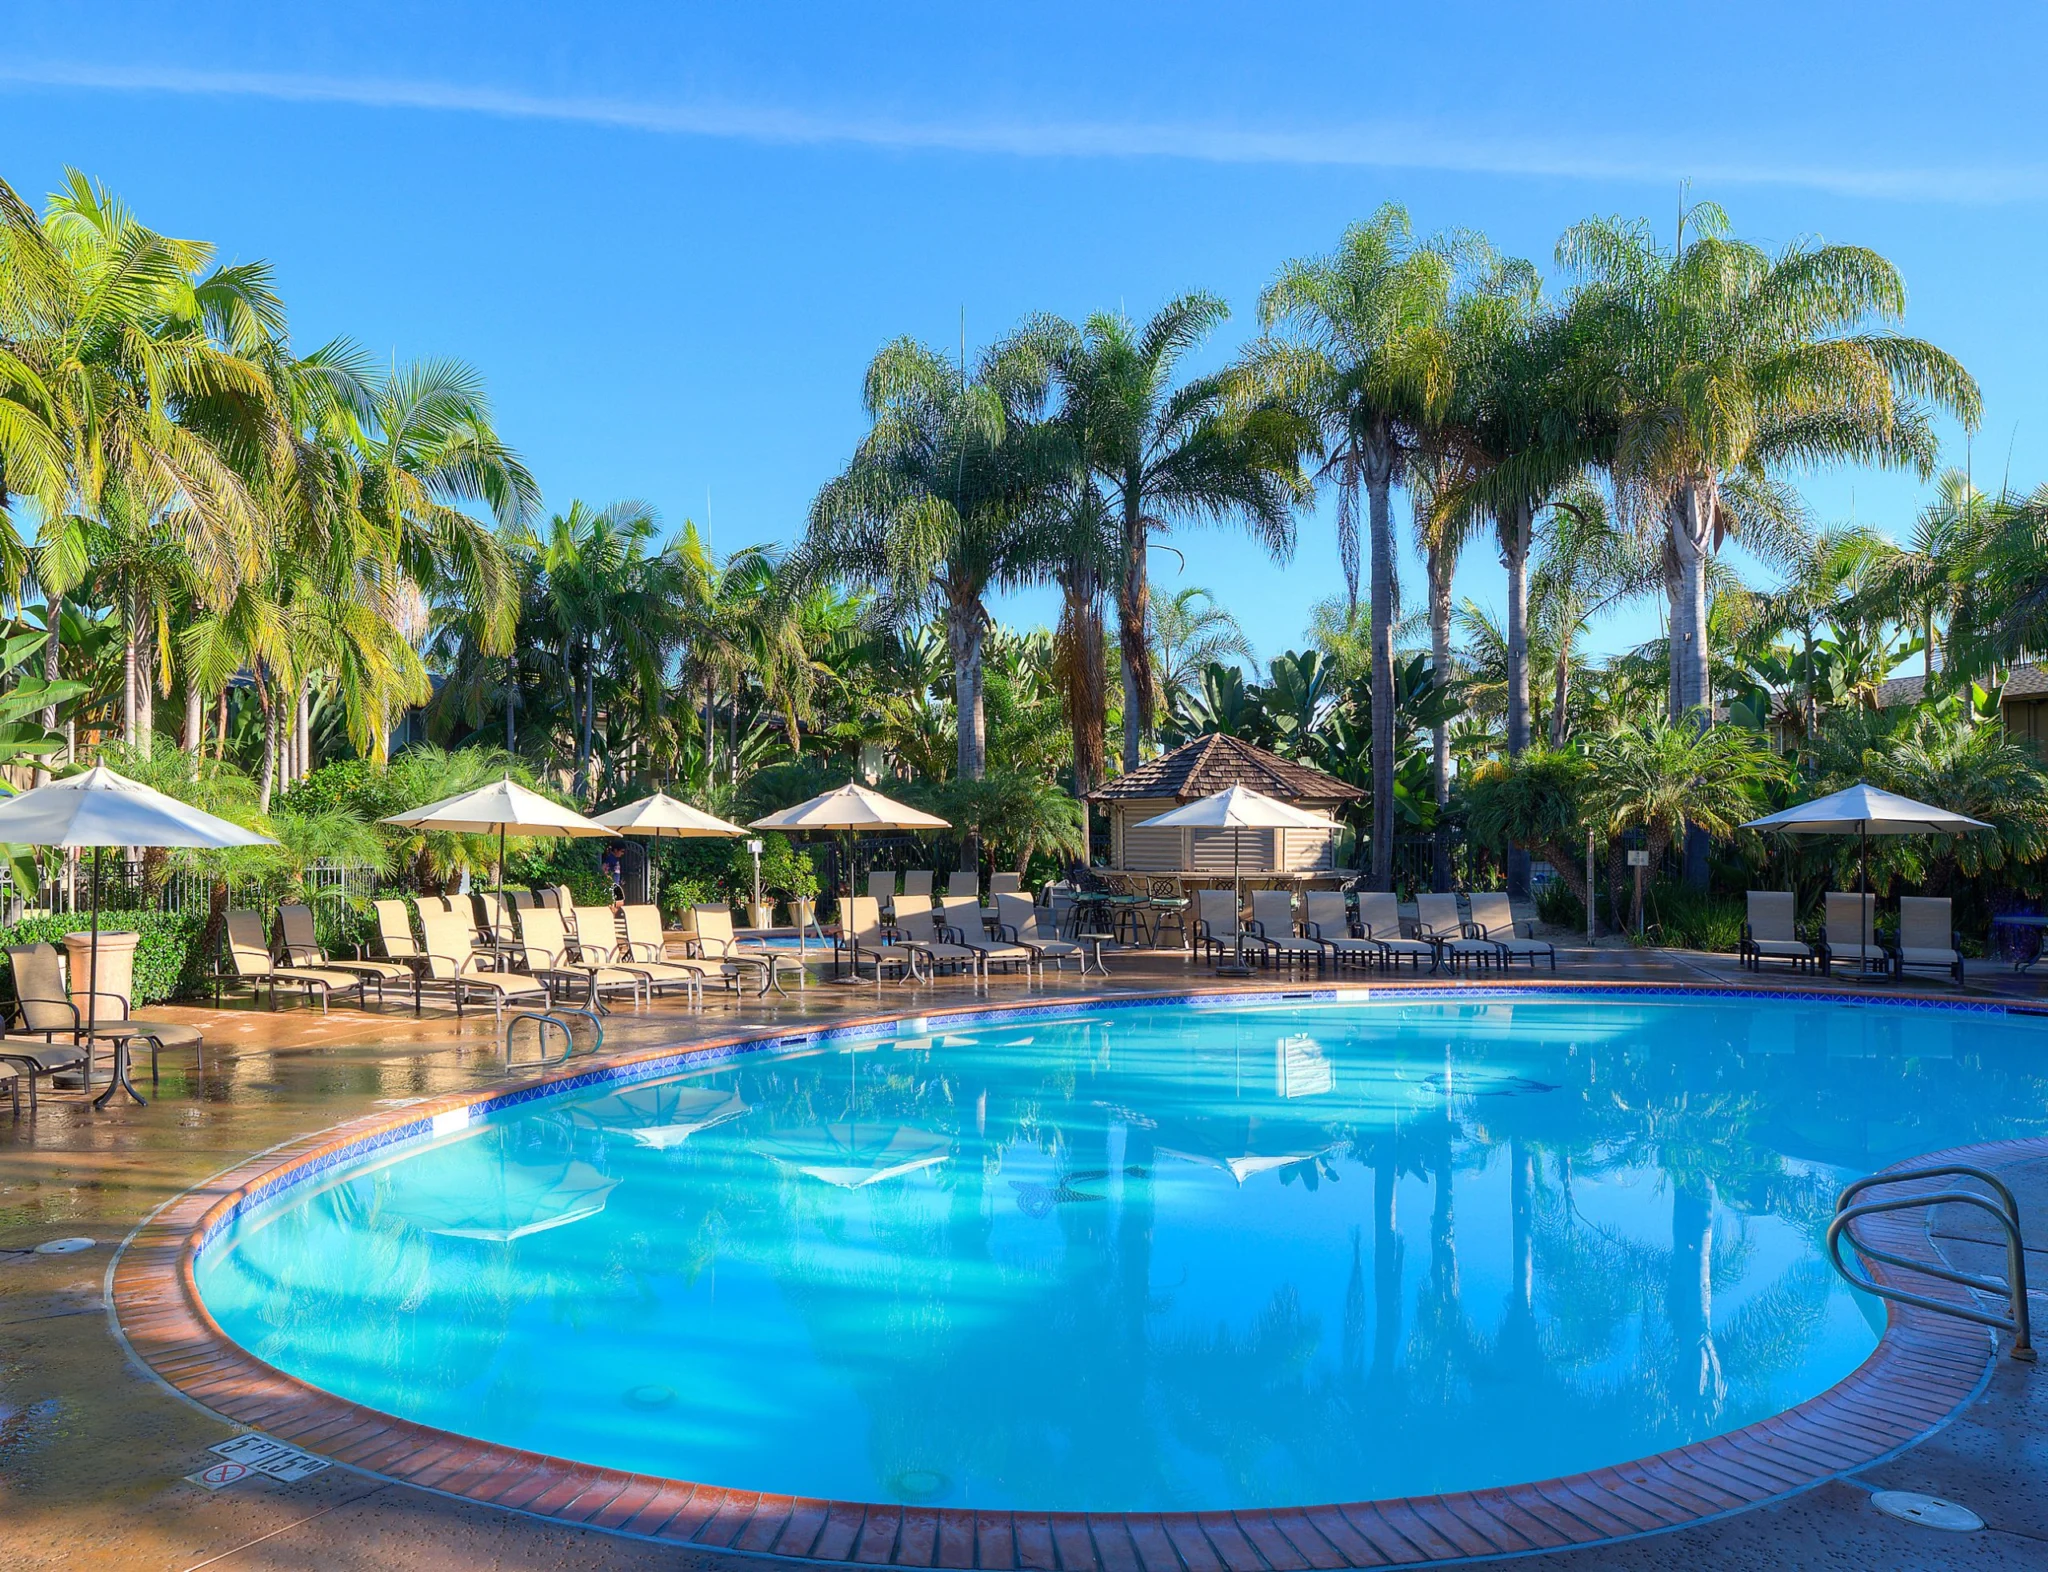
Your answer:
(63, 929), (138, 1022)
(790, 898), (816, 932)
(747, 901), (776, 930)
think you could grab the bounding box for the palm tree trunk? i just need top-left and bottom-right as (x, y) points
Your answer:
(1428, 539), (1453, 892)
(122, 578), (139, 751)
(36, 594), (61, 786)
(505, 652), (517, 750)
(296, 678), (311, 783)
(257, 670), (278, 812)
(136, 623), (154, 757)
(1364, 437), (1397, 892)
(704, 676), (716, 782)
(1117, 485), (1153, 774)
(1058, 557), (1108, 796)
(949, 598), (988, 782)
(182, 678), (203, 755)
(215, 687), (229, 761)
(1502, 499), (1534, 898)
(1549, 648), (1572, 749)
(1670, 481), (1715, 889)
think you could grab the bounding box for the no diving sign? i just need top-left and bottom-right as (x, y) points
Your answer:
(186, 1433), (331, 1490)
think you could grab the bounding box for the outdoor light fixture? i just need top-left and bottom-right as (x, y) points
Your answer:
(747, 838), (765, 915)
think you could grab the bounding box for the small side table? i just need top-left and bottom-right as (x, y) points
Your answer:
(1077, 932), (1115, 977)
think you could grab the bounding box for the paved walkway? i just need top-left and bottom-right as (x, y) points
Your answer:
(3, 944), (2044, 1569)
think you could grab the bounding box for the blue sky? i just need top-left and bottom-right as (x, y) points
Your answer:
(2, 2), (2042, 670)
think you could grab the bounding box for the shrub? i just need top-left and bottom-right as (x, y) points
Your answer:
(1638, 880), (1747, 952)
(0, 910), (210, 1004)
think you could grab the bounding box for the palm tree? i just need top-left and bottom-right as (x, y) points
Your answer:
(1530, 483), (1659, 747)
(1045, 479), (1117, 796)
(1053, 299), (1306, 773)
(1559, 202), (1980, 728)
(1148, 586), (1253, 714)
(1582, 713), (1785, 929)
(804, 332), (1068, 781)
(1254, 206), (1468, 888)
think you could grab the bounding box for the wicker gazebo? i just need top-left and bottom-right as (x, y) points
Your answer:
(1087, 734), (1363, 880)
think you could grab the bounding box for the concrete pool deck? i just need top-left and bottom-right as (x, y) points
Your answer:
(5, 942), (2047, 1569)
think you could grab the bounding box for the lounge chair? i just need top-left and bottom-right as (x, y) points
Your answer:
(1415, 893), (1499, 973)
(412, 905), (552, 1019)
(891, 905), (986, 981)
(12, 938), (204, 1091)
(1822, 891), (1885, 977)
(989, 872), (1023, 897)
(941, 894), (1035, 978)
(1739, 891), (1817, 974)
(946, 870), (980, 900)
(1466, 892), (1557, 970)
(866, 870), (897, 917)
(832, 896), (912, 983)
(0, 1060), (17, 1115)
(995, 893), (1083, 974)
(276, 903), (410, 1003)
(473, 890), (512, 952)
(899, 871), (935, 915)
(1894, 896), (1966, 985)
(215, 910), (369, 1012)
(613, 903), (717, 1001)
(516, 905), (643, 1010)
(0, 943), (92, 1109)
(1245, 890), (1328, 972)
(1301, 891), (1384, 972)
(692, 906), (805, 996)
(1193, 889), (1248, 964)
(371, 900), (429, 972)
(1355, 892), (1439, 971)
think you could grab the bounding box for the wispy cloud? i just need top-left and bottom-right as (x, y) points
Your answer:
(4, 58), (2041, 204)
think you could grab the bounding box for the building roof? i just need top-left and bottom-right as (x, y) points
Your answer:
(1876, 660), (2048, 709)
(1086, 732), (1366, 804)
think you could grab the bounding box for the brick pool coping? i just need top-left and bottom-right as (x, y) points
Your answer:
(111, 981), (2039, 1567)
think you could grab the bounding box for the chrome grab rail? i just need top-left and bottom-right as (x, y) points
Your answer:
(504, 1006), (605, 1070)
(1827, 1163), (2035, 1361)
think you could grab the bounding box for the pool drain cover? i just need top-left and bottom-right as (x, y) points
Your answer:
(891, 1468), (949, 1501)
(1871, 1491), (1983, 1532)
(623, 1384), (675, 1410)
(34, 1237), (95, 1255)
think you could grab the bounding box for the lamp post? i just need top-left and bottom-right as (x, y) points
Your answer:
(746, 837), (765, 928)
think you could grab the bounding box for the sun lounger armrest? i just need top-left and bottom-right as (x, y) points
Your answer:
(70, 989), (134, 1020)
(1243, 919), (1267, 939)
(12, 994), (82, 1031)
(995, 921), (1021, 943)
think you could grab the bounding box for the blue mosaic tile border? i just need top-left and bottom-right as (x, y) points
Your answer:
(189, 979), (2043, 1261)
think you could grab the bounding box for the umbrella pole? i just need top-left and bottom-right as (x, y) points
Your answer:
(87, 844), (100, 1043)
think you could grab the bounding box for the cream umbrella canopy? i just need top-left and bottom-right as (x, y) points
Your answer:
(1137, 785), (1342, 897)
(381, 775), (616, 911)
(592, 792), (747, 838)
(0, 765), (275, 1103)
(750, 784), (949, 910)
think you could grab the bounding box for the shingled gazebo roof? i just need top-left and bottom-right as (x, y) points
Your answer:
(1086, 732), (1365, 804)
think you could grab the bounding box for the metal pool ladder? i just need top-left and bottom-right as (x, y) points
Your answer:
(504, 1007), (605, 1070)
(1828, 1164), (2035, 1361)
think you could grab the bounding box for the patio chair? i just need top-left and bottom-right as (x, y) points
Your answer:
(371, 900), (428, 972)
(412, 904), (552, 1019)
(1739, 891), (1817, 974)
(472, 890), (511, 952)
(891, 904), (986, 981)
(1145, 877), (1191, 949)
(0, 1060), (17, 1116)
(1821, 891), (1884, 977)
(515, 905), (643, 1010)
(614, 903), (719, 1001)
(989, 872), (1023, 898)
(832, 896), (912, 983)
(1301, 891), (1383, 972)
(0, 943), (92, 1109)
(1415, 893), (1498, 973)
(1894, 896), (1966, 986)
(276, 902), (409, 1003)
(946, 870), (981, 900)
(692, 906), (805, 996)
(1353, 892), (1440, 971)
(941, 894), (1035, 979)
(1193, 888), (1248, 964)
(1245, 890), (1328, 972)
(866, 870), (897, 915)
(216, 910), (369, 1012)
(1466, 892), (1557, 971)
(995, 893), (1083, 974)
(900, 870), (935, 913)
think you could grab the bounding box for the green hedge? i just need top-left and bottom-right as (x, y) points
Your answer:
(0, 910), (210, 1004)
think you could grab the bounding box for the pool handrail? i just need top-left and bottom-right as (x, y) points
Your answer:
(1827, 1162), (2034, 1360)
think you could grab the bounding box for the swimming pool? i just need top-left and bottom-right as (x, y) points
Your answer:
(192, 991), (2048, 1515)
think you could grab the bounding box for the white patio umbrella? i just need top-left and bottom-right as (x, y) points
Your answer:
(592, 792), (746, 838)
(1136, 785), (1342, 897)
(750, 784), (949, 909)
(0, 765), (275, 1086)
(1742, 782), (1992, 904)
(381, 774), (615, 911)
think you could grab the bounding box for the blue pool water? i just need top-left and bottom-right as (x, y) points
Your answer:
(195, 994), (2048, 1512)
